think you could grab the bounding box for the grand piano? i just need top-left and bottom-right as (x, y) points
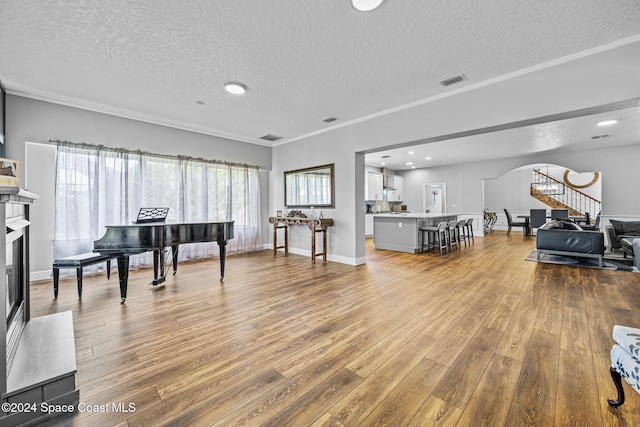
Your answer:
(93, 220), (234, 303)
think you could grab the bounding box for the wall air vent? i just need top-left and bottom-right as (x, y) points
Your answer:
(323, 117), (338, 123)
(440, 73), (467, 87)
(591, 134), (610, 139)
(259, 134), (283, 142)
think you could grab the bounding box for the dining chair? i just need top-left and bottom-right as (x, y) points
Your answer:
(582, 211), (601, 231)
(550, 209), (569, 220)
(503, 209), (528, 236)
(529, 209), (547, 234)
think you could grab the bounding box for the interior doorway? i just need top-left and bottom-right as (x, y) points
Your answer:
(423, 183), (446, 214)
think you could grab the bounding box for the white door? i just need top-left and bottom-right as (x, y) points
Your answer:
(423, 183), (446, 214)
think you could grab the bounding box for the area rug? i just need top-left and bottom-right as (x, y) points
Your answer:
(525, 250), (637, 272)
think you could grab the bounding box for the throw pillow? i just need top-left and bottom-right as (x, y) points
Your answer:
(622, 221), (640, 236)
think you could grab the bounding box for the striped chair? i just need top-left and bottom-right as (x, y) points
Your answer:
(608, 325), (640, 407)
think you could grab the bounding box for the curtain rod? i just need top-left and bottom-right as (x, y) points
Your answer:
(49, 139), (261, 170)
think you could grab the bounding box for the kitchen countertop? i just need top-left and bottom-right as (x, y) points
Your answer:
(373, 213), (456, 219)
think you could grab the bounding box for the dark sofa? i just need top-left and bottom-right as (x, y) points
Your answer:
(536, 222), (605, 268)
(606, 220), (640, 251)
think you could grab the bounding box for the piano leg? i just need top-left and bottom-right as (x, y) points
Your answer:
(152, 249), (166, 285)
(172, 245), (179, 275)
(218, 239), (227, 280)
(116, 255), (129, 304)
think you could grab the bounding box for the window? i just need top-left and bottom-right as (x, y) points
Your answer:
(54, 143), (261, 269)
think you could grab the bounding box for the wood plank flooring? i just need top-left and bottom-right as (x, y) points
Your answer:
(29, 232), (640, 426)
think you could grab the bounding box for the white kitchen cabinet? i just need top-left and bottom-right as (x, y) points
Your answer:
(393, 175), (403, 201)
(365, 214), (374, 236)
(366, 172), (383, 201)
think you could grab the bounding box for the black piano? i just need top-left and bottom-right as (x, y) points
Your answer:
(93, 221), (234, 303)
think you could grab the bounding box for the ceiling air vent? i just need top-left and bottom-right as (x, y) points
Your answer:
(591, 134), (610, 140)
(440, 73), (467, 87)
(259, 134), (283, 142)
(323, 117), (338, 123)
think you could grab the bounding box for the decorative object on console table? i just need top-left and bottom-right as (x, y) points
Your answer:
(0, 158), (19, 189)
(269, 216), (334, 263)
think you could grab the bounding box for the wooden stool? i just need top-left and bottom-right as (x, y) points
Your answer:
(273, 222), (288, 255)
(311, 225), (328, 264)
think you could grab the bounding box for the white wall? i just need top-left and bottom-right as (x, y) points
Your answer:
(6, 95), (272, 278)
(269, 40), (640, 264)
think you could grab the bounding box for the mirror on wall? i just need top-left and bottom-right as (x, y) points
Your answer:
(284, 163), (335, 208)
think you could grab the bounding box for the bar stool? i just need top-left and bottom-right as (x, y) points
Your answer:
(457, 219), (468, 246)
(420, 221), (448, 255)
(465, 218), (475, 244)
(447, 220), (459, 251)
(420, 222), (438, 253)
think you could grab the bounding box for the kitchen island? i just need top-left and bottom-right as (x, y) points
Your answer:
(373, 213), (458, 253)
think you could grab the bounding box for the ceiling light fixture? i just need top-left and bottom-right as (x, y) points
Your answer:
(531, 165), (564, 196)
(597, 119), (617, 126)
(405, 161), (414, 166)
(425, 156), (431, 160)
(351, 0), (385, 12)
(224, 82), (247, 95)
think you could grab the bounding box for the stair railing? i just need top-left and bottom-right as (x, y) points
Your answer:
(530, 169), (601, 222)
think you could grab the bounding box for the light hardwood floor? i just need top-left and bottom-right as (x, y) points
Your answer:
(30, 232), (640, 426)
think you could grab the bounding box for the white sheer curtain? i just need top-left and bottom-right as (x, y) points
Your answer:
(54, 142), (261, 272)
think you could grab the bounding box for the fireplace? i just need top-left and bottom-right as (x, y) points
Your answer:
(1, 189), (79, 426)
(5, 213), (27, 372)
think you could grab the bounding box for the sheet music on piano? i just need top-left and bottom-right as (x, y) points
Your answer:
(133, 207), (169, 223)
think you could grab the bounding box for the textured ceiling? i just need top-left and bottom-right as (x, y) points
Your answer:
(1, 0), (640, 151)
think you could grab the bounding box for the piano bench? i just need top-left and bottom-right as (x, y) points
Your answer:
(52, 253), (115, 298)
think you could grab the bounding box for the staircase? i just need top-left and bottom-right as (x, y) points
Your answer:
(530, 169), (601, 221)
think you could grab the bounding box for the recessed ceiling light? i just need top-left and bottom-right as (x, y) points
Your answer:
(351, 0), (385, 12)
(224, 82), (247, 95)
(381, 162), (386, 165)
(425, 156), (431, 160)
(408, 151), (414, 155)
(411, 166), (416, 169)
(597, 119), (617, 126)
(405, 161), (414, 166)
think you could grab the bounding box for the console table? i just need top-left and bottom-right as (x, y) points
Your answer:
(269, 217), (334, 263)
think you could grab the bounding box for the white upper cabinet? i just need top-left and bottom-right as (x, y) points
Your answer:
(387, 175), (403, 201)
(366, 172), (383, 201)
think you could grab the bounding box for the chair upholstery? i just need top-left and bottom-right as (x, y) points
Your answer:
(581, 211), (601, 231)
(503, 209), (527, 236)
(608, 325), (640, 407)
(529, 209), (547, 231)
(550, 209), (569, 220)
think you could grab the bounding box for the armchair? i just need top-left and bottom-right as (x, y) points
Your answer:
(606, 219), (640, 251)
(608, 325), (640, 407)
